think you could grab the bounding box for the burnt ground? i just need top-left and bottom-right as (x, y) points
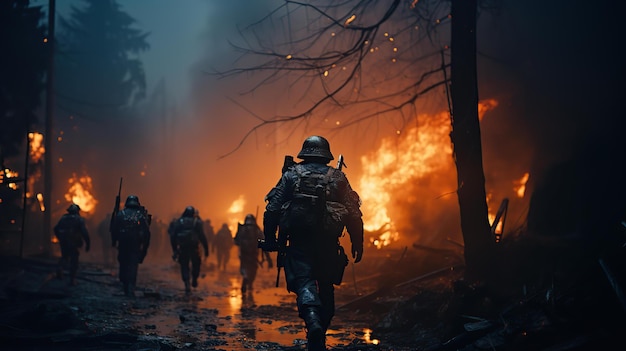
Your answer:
(0, 235), (625, 351)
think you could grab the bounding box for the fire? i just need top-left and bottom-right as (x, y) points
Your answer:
(64, 173), (97, 214)
(358, 100), (498, 248)
(514, 172), (529, 198)
(227, 195), (246, 234)
(29, 132), (45, 163)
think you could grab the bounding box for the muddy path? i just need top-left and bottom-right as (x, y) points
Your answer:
(0, 248), (408, 350)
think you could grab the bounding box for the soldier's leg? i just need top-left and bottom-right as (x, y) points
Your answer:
(190, 253), (201, 288)
(317, 280), (335, 332)
(69, 250), (80, 285)
(285, 253), (325, 351)
(179, 253), (191, 292)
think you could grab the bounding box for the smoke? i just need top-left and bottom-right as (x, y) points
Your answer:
(38, 0), (625, 254)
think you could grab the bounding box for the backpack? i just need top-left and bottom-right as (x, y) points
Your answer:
(116, 208), (147, 244)
(55, 214), (83, 247)
(283, 164), (348, 235)
(175, 217), (199, 249)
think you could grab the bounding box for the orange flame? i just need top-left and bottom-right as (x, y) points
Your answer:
(227, 195), (246, 234)
(358, 100), (499, 248)
(514, 172), (529, 198)
(64, 173), (97, 214)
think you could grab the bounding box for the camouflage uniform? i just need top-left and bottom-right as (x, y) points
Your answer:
(53, 204), (90, 285)
(262, 136), (364, 351)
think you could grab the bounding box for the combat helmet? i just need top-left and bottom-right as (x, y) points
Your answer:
(297, 135), (334, 161)
(182, 206), (195, 217)
(67, 203), (80, 214)
(125, 195), (141, 208)
(244, 214), (256, 225)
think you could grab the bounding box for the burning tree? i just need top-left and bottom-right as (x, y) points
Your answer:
(213, 0), (499, 282)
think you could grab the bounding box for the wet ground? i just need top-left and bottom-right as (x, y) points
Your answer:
(0, 246), (409, 351)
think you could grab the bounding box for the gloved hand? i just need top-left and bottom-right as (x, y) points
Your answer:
(258, 238), (279, 252)
(351, 244), (363, 263)
(172, 252), (179, 261)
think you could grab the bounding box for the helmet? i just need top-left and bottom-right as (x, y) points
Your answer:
(297, 135), (334, 161)
(244, 214), (256, 224)
(67, 204), (80, 214)
(125, 195), (141, 207)
(182, 206), (195, 217)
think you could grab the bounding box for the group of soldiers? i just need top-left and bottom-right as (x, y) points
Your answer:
(53, 135), (364, 351)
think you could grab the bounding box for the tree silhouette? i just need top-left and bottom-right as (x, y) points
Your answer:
(0, 0), (47, 158)
(214, 0), (498, 282)
(55, 0), (149, 121)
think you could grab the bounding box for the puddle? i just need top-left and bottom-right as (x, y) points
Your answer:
(134, 256), (379, 349)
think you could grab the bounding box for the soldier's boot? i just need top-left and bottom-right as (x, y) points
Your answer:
(184, 281), (191, 294)
(241, 279), (248, 293)
(191, 277), (198, 288)
(303, 308), (325, 351)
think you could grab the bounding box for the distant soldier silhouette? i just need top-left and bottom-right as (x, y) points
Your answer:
(54, 203), (90, 286)
(214, 223), (233, 271)
(111, 195), (151, 297)
(234, 214), (272, 293)
(170, 206), (209, 293)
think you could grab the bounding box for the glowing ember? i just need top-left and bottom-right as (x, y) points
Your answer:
(1, 168), (19, 190)
(64, 173), (97, 214)
(29, 132), (45, 163)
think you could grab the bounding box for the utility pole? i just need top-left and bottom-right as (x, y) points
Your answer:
(43, 0), (56, 256)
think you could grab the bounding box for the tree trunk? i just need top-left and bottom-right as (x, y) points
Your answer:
(450, 0), (495, 282)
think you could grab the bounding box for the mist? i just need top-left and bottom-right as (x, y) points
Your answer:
(24, 0), (625, 253)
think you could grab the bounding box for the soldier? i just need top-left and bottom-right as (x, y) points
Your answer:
(214, 223), (233, 271)
(204, 218), (215, 255)
(170, 206), (209, 293)
(111, 195), (151, 297)
(234, 214), (273, 294)
(260, 135), (364, 351)
(53, 203), (90, 286)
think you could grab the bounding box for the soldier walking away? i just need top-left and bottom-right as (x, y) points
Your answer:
(260, 135), (364, 351)
(234, 214), (272, 294)
(111, 195), (151, 297)
(214, 223), (233, 271)
(170, 206), (209, 293)
(53, 203), (90, 286)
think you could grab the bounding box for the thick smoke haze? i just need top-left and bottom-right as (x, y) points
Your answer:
(22, 0), (624, 253)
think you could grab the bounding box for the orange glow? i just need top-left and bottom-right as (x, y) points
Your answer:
(358, 101), (498, 248)
(29, 132), (45, 163)
(344, 14), (356, 27)
(1, 168), (19, 190)
(36, 193), (45, 211)
(227, 195), (246, 234)
(64, 173), (98, 214)
(514, 172), (529, 198)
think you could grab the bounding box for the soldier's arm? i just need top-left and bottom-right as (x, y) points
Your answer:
(263, 173), (291, 244)
(197, 221), (209, 255)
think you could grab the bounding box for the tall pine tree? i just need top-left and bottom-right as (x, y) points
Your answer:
(55, 0), (149, 121)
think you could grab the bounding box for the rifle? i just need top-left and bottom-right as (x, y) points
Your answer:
(274, 155), (296, 287)
(336, 154), (347, 171)
(109, 177), (123, 232)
